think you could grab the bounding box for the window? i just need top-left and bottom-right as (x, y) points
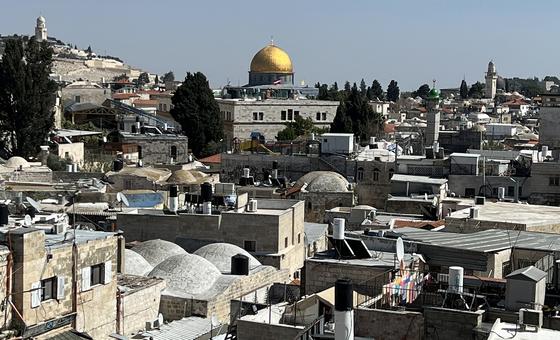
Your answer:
(281, 110), (287, 120)
(322, 112), (327, 121)
(507, 186), (515, 196)
(465, 188), (476, 197)
(288, 109), (293, 120)
(357, 167), (364, 181)
(253, 112), (258, 120)
(159, 104), (163, 111)
(502, 261), (512, 277)
(316, 112), (321, 121)
(138, 146), (142, 159)
(74, 95), (81, 103)
(259, 112), (264, 120)
(91, 263), (105, 286)
(41, 277), (57, 301)
(373, 168), (380, 182)
(163, 104), (167, 111)
(64, 152), (70, 159)
(244, 240), (256, 252)
(388, 169), (394, 179)
(298, 233), (301, 244)
(123, 179), (133, 190)
(170, 145), (177, 159)
(294, 111), (300, 118)
(549, 177), (560, 186)
(285, 237), (289, 248)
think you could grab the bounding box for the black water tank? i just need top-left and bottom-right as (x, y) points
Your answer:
(0, 205), (8, 225)
(335, 279), (353, 311)
(169, 184), (178, 198)
(201, 182), (213, 202)
(231, 254), (249, 275)
(112, 160), (123, 172)
(272, 160), (278, 170)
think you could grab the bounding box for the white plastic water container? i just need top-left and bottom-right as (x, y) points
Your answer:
(448, 266), (464, 293)
(333, 218), (345, 240)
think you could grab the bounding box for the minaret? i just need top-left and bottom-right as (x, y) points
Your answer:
(425, 80), (441, 148)
(35, 16), (47, 42)
(485, 60), (498, 99)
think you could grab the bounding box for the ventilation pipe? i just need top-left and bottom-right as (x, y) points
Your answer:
(201, 182), (213, 215)
(0, 205), (8, 226)
(334, 279), (354, 340)
(272, 161), (278, 179)
(168, 185), (179, 213)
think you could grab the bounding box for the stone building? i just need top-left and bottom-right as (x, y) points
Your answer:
(118, 198), (306, 278)
(61, 81), (111, 107)
(126, 240), (289, 323)
(105, 166), (171, 192)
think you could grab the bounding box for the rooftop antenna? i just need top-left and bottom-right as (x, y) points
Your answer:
(270, 35), (274, 46)
(432, 79), (437, 89)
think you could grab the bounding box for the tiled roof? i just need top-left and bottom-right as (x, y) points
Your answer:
(198, 153), (221, 164)
(113, 93), (139, 100)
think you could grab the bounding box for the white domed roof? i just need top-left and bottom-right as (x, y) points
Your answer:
(131, 239), (187, 267)
(296, 171), (349, 192)
(149, 254), (222, 295)
(194, 243), (261, 274)
(5, 156), (30, 169)
(124, 249), (153, 276)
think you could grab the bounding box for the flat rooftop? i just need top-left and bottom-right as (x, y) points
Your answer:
(308, 250), (413, 268)
(447, 202), (560, 227)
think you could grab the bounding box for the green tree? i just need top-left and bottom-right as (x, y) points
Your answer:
(154, 74), (160, 84)
(277, 116), (320, 140)
(0, 38), (57, 158)
(460, 79), (468, 99)
(331, 85), (382, 140)
(368, 79), (383, 100)
(170, 72), (223, 156)
(386, 80), (400, 102)
(163, 71), (175, 83)
(359, 78), (367, 97)
(468, 81), (485, 99)
(412, 84), (430, 99)
(137, 72), (150, 86)
(86, 45), (92, 54)
(113, 73), (129, 82)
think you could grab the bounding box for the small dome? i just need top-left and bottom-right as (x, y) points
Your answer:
(149, 254), (222, 295)
(5, 156), (30, 169)
(488, 60), (496, 73)
(167, 169), (210, 184)
(194, 243), (261, 274)
(296, 171), (349, 192)
(427, 88), (440, 100)
(250, 43), (293, 74)
(37, 16), (46, 24)
(131, 239), (187, 267)
(124, 249), (153, 276)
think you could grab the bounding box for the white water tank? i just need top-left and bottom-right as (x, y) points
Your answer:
(202, 201), (212, 215)
(498, 187), (506, 200)
(448, 266), (464, 293)
(542, 145), (548, 160)
(333, 218), (345, 240)
(247, 199), (257, 212)
(243, 168), (250, 178)
(369, 137), (376, 145)
(469, 207), (479, 219)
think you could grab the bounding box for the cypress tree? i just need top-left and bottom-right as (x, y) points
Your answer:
(387, 80), (400, 102)
(460, 79), (469, 99)
(370, 79), (383, 100)
(0, 38), (57, 158)
(170, 72), (223, 156)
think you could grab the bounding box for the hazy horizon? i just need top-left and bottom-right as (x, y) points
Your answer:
(1, 0), (559, 91)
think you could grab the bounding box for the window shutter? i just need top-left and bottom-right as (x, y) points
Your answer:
(57, 276), (65, 300)
(81, 267), (91, 292)
(104, 261), (112, 284)
(31, 282), (41, 308)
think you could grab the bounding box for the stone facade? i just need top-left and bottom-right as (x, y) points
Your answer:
(6, 228), (120, 340)
(217, 99), (338, 143)
(118, 199), (306, 277)
(424, 307), (484, 339)
(354, 308), (424, 340)
(116, 134), (189, 165)
(236, 319), (303, 340)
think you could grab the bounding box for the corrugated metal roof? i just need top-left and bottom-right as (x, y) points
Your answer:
(391, 174), (447, 185)
(137, 317), (221, 340)
(506, 266), (547, 282)
(389, 227), (560, 253)
(304, 222), (328, 245)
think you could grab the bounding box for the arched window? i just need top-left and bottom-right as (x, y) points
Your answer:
(170, 145), (177, 159)
(137, 145), (143, 160)
(357, 167), (364, 181)
(373, 168), (380, 182)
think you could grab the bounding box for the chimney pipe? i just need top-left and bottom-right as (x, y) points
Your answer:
(334, 279), (354, 340)
(168, 185), (179, 213)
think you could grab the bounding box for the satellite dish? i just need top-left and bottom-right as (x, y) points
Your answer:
(25, 197), (42, 212)
(396, 237), (405, 262)
(23, 215), (32, 227)
(116, 192), (130, 207)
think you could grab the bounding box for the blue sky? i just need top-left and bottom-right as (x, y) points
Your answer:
(1, 1), (558, 90)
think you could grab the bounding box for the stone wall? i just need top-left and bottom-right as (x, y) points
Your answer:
(424, 307), (484, 340)
(236, 319), (304, 340)
(118, 278), (166, 337)
(354, 308), (424, 340)
(304, 259), (391, 295)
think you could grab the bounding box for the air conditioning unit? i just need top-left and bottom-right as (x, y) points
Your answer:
(519, 308), (543, 329)
(246, 199), (258, 212)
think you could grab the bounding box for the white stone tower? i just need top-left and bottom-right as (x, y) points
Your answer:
(35, 16), (47, 42)
(485, 60), (498, 99)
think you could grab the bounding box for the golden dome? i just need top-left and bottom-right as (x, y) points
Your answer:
(250, 43), (293, 74)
